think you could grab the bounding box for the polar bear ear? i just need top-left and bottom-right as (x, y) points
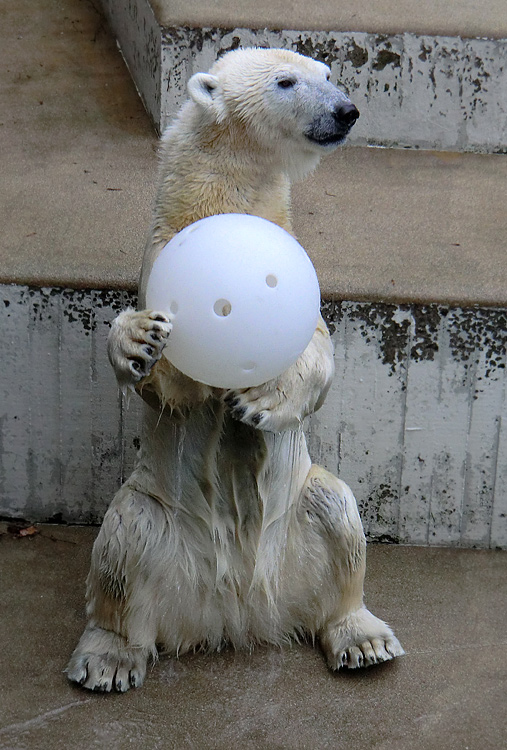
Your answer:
(187, 73), (227, 123)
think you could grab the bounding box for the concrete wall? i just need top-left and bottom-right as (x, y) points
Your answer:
(100, 0), (162, 128)
(100, 0), (507, 152)
(160, 29), (507, 152)
(0, 286), (142, 525)
(1, 284), (505, 548)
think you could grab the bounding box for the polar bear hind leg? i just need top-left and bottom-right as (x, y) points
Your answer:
(66, 485), (165, 691)
(297, 465), (404, 670)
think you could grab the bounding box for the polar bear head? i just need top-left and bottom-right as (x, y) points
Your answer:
(187, 47), (359, 176)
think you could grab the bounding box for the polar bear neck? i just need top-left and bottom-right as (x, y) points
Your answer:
(159, 112), (293, 228)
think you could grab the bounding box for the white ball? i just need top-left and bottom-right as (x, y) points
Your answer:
(145, 213), (321, 389)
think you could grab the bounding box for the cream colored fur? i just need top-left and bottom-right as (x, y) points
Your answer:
(66, 48), (403, 692)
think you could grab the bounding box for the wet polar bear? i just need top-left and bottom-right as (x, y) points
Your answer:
(67, 47), (404, 692)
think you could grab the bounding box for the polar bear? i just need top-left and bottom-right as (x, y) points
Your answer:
(66, 47), (403, 692)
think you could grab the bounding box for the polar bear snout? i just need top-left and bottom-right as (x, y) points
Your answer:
(305, 100), (360, 147)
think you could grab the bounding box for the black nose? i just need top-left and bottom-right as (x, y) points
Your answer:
(334, 102), (360, 126)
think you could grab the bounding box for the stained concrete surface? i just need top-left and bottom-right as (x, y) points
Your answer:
(1, 0), (507, 307)
(153, 26), (507, 150)
(0, 524), (506, 749)
(3, 283), (507, 548)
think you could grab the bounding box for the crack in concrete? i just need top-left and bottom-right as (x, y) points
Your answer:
(0, 699), (92, 736)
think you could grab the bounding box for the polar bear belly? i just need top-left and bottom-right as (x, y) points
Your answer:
(126, 404), (312, 650)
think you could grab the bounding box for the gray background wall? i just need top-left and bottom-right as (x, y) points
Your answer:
(2, 284), (505, 548)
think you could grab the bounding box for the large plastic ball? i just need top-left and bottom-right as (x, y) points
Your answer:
(145, 213), (321, 389)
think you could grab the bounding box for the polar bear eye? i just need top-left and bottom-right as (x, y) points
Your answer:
(277, 78), (296, 89)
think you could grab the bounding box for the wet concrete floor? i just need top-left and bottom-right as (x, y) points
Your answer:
(0, 524), (505, 749)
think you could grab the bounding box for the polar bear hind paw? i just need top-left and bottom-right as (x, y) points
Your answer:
(66, 626), (151, 692)
(321, 607), (405, 671)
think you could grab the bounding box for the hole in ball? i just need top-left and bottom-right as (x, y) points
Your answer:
(242, 362), (256, 373)
(170, 301), (179, 314)
(213, 298), (232, 317)
(266, 274), (278, 288)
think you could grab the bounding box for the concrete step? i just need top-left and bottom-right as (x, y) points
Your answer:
(102, 0), (507, 151)
(3, 0), (505, 306)
(1, 0), (506, 546)
(0, 0), (157, 290)
(3, 143), (506, 309)
(148, 0), (507, 38)
(295, 147), (507, 307)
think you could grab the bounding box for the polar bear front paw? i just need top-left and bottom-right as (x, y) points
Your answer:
(224, 384), (301, 432)
(107, 308), (172, 391)
(320, 607), (405, 671)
